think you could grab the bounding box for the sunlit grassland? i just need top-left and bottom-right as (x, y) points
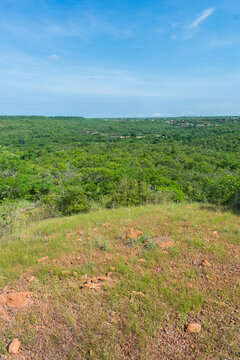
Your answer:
(0, 203), (239, 359)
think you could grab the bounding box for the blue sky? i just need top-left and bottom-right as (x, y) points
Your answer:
(0, 0), (240, 117)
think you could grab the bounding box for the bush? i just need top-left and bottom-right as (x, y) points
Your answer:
(42, 185), (90, 215)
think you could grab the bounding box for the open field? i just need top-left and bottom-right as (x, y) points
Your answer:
(0, 203), (239, 359)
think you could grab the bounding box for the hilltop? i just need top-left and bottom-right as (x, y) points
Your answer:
(0, 203), (239, 359)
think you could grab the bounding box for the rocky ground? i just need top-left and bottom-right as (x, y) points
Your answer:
(0, 203), (239, 359)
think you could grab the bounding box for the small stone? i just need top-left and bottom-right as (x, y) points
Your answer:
(186, 323), (201, 333)
(8, 338), (21, 355)
(138, 258), (146, 263)
(28, 276), (36, 283)
(201, 260), (211, 267)
(38, 256), (49, 263)
(212, 231), (218, 237)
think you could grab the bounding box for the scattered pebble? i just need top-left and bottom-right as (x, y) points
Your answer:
(8, 338), (21, 355)
(186, 323), (201, 333)
(201, 259), (211, 267)
(28, 276), (36, 283)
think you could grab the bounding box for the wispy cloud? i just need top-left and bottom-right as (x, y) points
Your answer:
(188, 8), (215, 30)
(48, 54), (60, 60)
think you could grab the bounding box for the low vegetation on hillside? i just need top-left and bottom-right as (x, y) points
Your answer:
(0, 203), (239, 359)
(0, 116), (239, 220)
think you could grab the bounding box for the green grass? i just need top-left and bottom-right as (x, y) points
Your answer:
(0, 203), (239, 359)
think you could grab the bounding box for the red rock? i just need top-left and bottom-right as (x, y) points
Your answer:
(201, 259), (211, 267)
(28, 276), (36, 283)
(8, 338), (21, 354)
(186, 323), (201, 333)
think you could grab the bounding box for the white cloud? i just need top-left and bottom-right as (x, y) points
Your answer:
(48, 54), (60, 60)
(188, 8), (215, 29)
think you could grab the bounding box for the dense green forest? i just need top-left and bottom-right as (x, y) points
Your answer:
(0, 115), (239, 220)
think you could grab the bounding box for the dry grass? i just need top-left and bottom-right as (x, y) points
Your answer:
(0, 203), (239, 359)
